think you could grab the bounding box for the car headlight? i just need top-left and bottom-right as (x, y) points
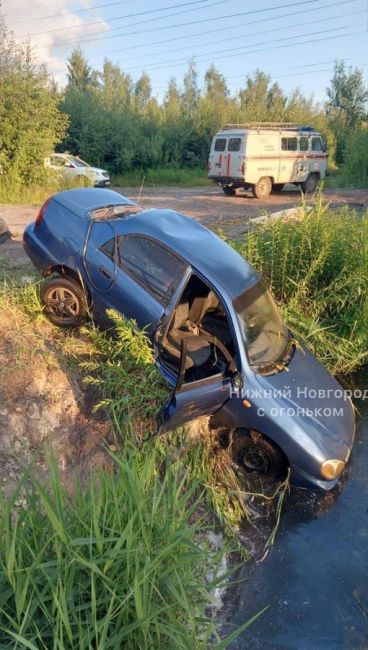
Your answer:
(320, 459), (345, 480)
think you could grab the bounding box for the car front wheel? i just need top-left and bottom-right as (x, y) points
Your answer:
(231, 430), (286, 478)
(40, 277), (88, 328)
(300, 173), (318, 193)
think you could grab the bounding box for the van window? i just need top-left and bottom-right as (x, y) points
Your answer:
(118, 236), (186, 306)
(228, 138), (241, 152)
(299, 137), (309, 152)
(214, 138), (226, 152)
(311, 137), (323, 152)
(281, 137), (297, 152)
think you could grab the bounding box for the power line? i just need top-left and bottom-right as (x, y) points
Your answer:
(48, 0), (329, 48)
(121, 30), (359, 75)
(124, 25), (350, 72)
(27, 0), (216, 37)
(89, 0), (356, 59)
(109, 9), (364, 66)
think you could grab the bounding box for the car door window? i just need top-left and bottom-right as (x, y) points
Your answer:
(50, 156), (65, 167)
(118, 236), (186, 307)
(311, 137), (322, 152)
(100, 237), (115, 259)
(299, 137), (309, 152)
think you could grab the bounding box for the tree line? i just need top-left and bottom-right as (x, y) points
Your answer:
(1, 14), (367, 188)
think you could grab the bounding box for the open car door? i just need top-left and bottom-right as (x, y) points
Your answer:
(158, 334), (238, 432)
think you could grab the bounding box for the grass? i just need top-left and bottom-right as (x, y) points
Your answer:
(0, 167), (210, 203)
(0, 286), (265, 648)
(0, 174), (93, 205)
(0, 443), (254, 649)
(111, 166), (211, 188)
(226, 192), (368, 376)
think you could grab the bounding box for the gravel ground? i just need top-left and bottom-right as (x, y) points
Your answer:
(1, 185), (367, 244)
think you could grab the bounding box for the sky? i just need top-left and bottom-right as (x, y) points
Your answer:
(2, 0), (368, 103)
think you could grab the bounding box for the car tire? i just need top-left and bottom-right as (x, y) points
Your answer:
(272, 183), (285, 192)
(252, 177), (272, 199)
(222, 185), (236, 196)
(231, 430), (286, 478)
(300, 173), (318, 193)
(40, 277), (89, 328)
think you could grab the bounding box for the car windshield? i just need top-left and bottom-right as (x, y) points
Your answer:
(234, 281), (289, 370)
(68, 156), (90, 168)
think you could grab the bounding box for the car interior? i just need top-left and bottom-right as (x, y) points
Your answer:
(159, 274), (236, 383)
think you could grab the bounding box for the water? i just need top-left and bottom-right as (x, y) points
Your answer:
(227, 405), (368, 650)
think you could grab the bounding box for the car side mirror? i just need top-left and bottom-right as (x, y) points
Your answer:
(64, 162), (73, 168)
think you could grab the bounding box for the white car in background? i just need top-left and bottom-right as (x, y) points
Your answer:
(45, 153), (110, 187)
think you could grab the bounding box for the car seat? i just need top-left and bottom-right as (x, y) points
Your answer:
(163, 300), (212, 369)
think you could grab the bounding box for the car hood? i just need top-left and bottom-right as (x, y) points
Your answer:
(255, 345), (355, 457)
(87, 167), (109, 175)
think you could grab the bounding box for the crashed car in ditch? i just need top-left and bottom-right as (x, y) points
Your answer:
(23, 188), (355, 490)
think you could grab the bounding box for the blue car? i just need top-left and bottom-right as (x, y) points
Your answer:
(24, 188), (355, 490)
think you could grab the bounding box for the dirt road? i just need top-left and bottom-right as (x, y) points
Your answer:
(1, 186), (367, 245)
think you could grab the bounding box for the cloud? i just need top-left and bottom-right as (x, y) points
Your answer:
(2, 0), (109, 85)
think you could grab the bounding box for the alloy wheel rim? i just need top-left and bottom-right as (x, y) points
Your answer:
(46, 287), (79, 320)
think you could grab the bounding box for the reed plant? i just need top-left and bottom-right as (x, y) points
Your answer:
(228, 194), (368, 376)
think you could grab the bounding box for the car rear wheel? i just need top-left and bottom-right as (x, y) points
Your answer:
(252, 176), (272, 199)
(222, 185), (236, 196)
(41, 278), (88, 328)
(300, 173), (318, 193)
(231, 430), (286, 478)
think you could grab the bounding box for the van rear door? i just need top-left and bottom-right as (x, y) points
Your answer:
(227, 136), (243, 179)
(209, 136), (227, 177)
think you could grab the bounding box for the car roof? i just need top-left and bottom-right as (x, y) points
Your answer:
(51, 189), (260, 299)
(53, 188), (135, 218)
(130, 209), (260, 299)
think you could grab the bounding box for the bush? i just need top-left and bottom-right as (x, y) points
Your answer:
(0, 23), (67, 188)
(229, 195), (368, 376)
(339, 126), (368, 187)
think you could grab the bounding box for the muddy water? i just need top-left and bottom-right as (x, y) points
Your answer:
(227, 404), (368, 650)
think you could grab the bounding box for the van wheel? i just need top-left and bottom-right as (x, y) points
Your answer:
(272, 183), (284, 192)
(231, 430), (286, 478)
(222, 185), (236, 196)
(252, 177), (272, 199)
(300, 173), (318, 193)
(41, 278), (88, 328)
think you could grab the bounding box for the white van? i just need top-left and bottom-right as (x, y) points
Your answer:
(208, 123), (327, 198)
